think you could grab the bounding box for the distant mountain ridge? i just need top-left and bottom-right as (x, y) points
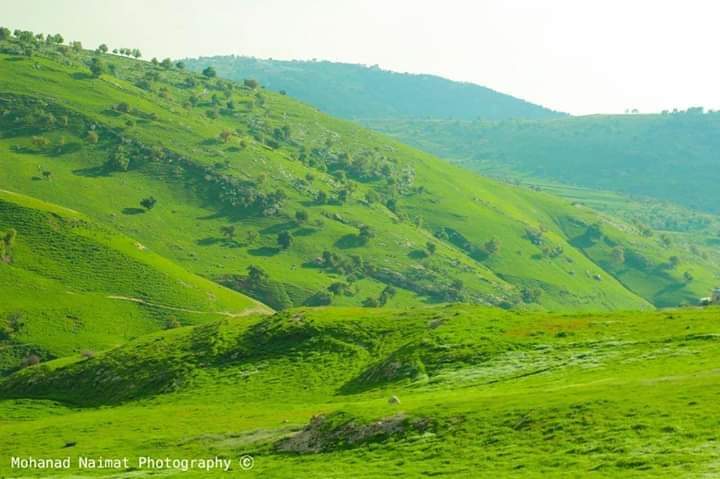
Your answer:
(183, 56), (565, 120)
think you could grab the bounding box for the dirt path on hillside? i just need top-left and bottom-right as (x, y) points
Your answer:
(105, 295), (272, 317)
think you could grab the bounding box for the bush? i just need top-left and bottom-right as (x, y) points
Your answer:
(86, 130), (99, 144)
(21, 354), (41, 368)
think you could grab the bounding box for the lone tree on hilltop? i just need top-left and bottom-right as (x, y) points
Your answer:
(140, 196), (157, 211)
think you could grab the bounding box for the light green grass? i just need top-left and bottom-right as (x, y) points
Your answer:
(1, 305), (718, 477)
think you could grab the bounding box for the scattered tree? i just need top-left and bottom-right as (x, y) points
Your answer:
(295, 210), (309, 224)
(426, 241), (437, 255)
(21, 354), (41, 368)
(484, 237), (501, 256)
(277, 231), (294, 250)
(612, 246), (625, 264)
(140, 196), (157, 211)
(378, 286), (397, 306)
(247, 264), (269, 286)
(246, 230), (259, 245)
(202, 66), (217, 78)
(218, 129), (233, 143)
(164, 316), (181, 329)
(2, 229), (16, 261)
(358, 225), (374, 245)
(81, 350), (96, 359)
(220, 225), (236, 240)
(86, 130), (99, 144)
(89, 57), (105, 77)
(96, 43), (108, 53)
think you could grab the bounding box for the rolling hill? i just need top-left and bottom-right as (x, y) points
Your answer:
(0, 189), (268, 374)
(183, 56), (564, 120)
(1, 27), (720, 479)
(0, 33), (717, 312)
(364, 113), (720, 214)
(1, 305), (719, 477)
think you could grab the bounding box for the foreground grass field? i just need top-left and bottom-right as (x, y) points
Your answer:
(1, 305), (719, 478)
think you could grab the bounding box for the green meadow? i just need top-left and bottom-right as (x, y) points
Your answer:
(0, 29), (719, 479)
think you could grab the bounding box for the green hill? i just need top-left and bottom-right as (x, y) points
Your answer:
(0, 189), (268, 374)
(183, 56), (564, 120)
(364, 113), (720, 214)
(1, 34), (718, 312)
(1, 305), (719, 477)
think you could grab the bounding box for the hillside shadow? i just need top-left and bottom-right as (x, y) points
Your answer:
(249, 246), (280, 257)
(408, 250), (428, 260)
(294, 227), (317, 237)
(73, 165), (111, 177)
(334, 234), (363, 249)
(101, 109), (123, 118)
(260, 222), (295, 235)
(569, 232), (596, 249)
(197, 237), (221, 246)
(71, 72), (93, 80)
(48, 142), (83, 157)
(122, 208), (145, 215)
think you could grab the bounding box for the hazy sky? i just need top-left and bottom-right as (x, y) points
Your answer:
(4, 0), (720, 114)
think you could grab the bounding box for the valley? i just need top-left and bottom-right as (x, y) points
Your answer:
(1, 25), (719, 479)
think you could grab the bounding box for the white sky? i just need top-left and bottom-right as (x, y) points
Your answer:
(4, 0), (720, 115)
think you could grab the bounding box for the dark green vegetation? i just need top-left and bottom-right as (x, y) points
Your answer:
(183, 56), (564, 120)
(1, 305), (719, 477)
(1, 32), (717, 312)
(365, 113), (720, 214)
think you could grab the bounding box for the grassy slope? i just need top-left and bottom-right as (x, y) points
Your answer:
(182, 56), (564, 120)
(0, 45), (711, 310)
(0, 189), (268, 373)
(1, 305), (719, 478)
